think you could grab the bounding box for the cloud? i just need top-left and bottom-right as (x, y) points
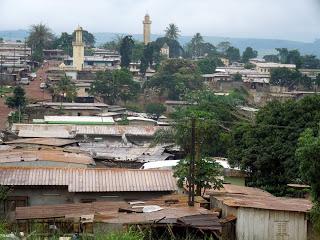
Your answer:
(1, 0), (319, 41)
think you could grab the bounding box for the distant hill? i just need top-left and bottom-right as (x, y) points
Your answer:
(1, 30), (319, 57)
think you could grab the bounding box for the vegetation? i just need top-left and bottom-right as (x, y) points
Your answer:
(226, 46), (240, 63)
(27, 23), (55, 62)
(53, 75), (77, 102)
(90, 69), (140, 104)
(270, 68), (312, 89)
(145, 102), (166, 120)
(5, 86), (27, 109)
(165, 23), (180, 40)
(296, 128), (320, 233)
(147, 59), (203, 100)
(242, 47), (258, 63)
(174, 157), (223, 195)
(120, 36), (134, 68)
(101, 35), (124, 52)
(228, 95), (320, 195)
(263, 54), (279, 63)
(196, 57), (218, 74)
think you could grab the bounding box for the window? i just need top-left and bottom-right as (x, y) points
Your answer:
(274, 221), (289, 240)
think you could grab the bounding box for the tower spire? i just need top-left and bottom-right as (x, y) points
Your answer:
(143, 14), (152, 45)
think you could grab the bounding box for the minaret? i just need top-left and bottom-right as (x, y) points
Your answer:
(73, 26), (84, 71)
(143, 14), (152, 45)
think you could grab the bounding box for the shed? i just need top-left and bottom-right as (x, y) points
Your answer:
(210, 185), (312, 240)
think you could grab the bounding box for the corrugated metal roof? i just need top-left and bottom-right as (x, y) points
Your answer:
(210, 185), (312, 213)
(15, 194), (209, 220)
(0, 149), (94, 165)
(5, 138), (78, 147)
(0, 167), (177, 192)
(44, 116), (115, 124)
(12, 124), (165, 138)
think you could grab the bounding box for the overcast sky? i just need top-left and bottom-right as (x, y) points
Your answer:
(1, 0), (320, 42)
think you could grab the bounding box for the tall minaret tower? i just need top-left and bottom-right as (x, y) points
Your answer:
(73, 26), (84, 71)
(143, 14), (152, 45)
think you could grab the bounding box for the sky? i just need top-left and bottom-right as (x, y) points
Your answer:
(1, 0), (320, 42)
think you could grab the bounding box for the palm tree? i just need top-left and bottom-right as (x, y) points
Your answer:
(165, 24), (180, 40)
(53, 75), (77, 103)
(27, 23), (55, 50)
(191, 33), (204, 57)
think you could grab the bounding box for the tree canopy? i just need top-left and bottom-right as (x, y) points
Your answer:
(120, 36), (134, 68)
(228, 95), (320, 195)
(147, 59), (203, 100)
(90, 69), (140, 104)
(5, 86), (27, 109)
(53, 75), (77, 102)
(242, 47), (258, 63)
(226, 46), (240, 63)
(145, 102), (166, 120)
(165, 24), (180, 40)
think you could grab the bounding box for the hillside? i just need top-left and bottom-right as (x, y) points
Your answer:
(1, 30), (319, 57)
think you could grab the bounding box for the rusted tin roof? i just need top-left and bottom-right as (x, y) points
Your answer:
(0, 167), (177, 192)
(210, 185), (312, 213)
(0, 149), (94, 165)
(12, 124), (166, 138)
(5, 138), (78, 147)
(15, 194), (211, 221)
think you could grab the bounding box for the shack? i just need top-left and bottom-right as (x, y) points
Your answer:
(210, 185), (313, 240)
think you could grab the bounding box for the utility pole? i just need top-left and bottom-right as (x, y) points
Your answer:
(188, 117), (196, 207)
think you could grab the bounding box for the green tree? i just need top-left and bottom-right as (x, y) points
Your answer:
(27, 23), (55, 61)
(270, 68), (312, 89)
(101, 35), (124, 52)
(165, 24), (180, 40)
(53, 32), (73, 55)
(90, 69), (139, 104)
(232, 73), (242, 81)
(174, 157), (223, 196)
(301, 55), (320, 69)
(242, 47), (258, 63)
(196, 57), (217, 74)
(120, 36), (134, 68)
(27, 23), (55, 49)
(147, 59), (203, 100)
(276, 48), (289, 64)
(190, 33), (204, 57)
(145, 102), (166, 120)
(53, 75), (77, 102)
(226, 46), (240, 63)
(131, 41), (144, 62)
(228, 95), (320, 195)
(217, 41), (231, 55)
(0, 37), (3, 43)
(5, 86), (27, 109)
(263, 54), (279, 63)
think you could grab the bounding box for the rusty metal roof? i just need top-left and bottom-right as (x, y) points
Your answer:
(0, 167), (177, 192)
(5, 138), (78, 147)
(210, 185), (312, 213)
(15, 194), (211, 221)
(0, 149), (94, 165)
(12, 124), (166, 138)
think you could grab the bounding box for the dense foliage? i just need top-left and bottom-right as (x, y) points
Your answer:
(145, 103), (166, 119)
(270, 67), (312, 89)
(5, 86), (27, 109)
(120, 36), (134, 68)
(147, 59), (203, 100)
(53, 75), (77, 102)
(90, 69), (140, 104)
(228, 95), (320, 195)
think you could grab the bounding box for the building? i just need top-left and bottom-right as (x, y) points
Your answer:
(25, 102), (109, 119)
(143, 14), (152, 45)
(255, 62), (296, 74)
(160, 43), (170, 58)
(0, 149), (95, 168)
(43, 49), (65, 60)
(210, 185), (313, 240)
(11, 123), (166, 140)
(0, 167), (177, 217)
(72, 26), (85, 71)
